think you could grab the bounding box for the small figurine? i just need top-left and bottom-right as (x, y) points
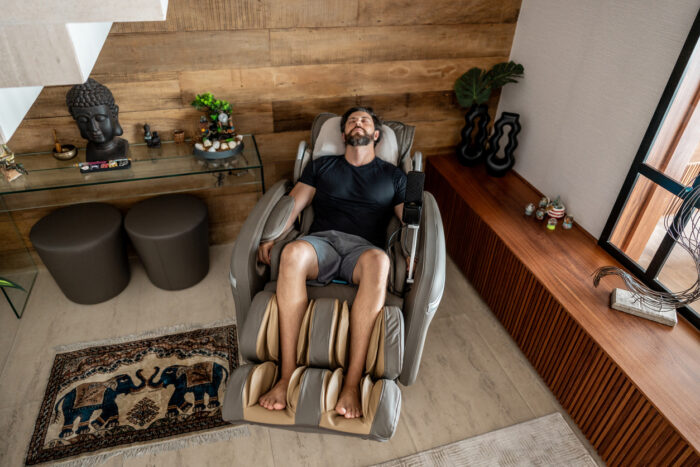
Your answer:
(538, 196), (550, 208)
(547, 218), (557, 231)
(563, 215), (574, 230)
(0, 144), (28, 181)
(525, 203), (536, 216)
(547, 196), (566, 219)
(143, 123), (152, 144)
(535, 208), (546, 220)
(144, 123), (161, 148)
(150, 131), (161, 148)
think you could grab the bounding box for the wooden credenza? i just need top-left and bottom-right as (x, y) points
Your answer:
(425, 155), (699, 466)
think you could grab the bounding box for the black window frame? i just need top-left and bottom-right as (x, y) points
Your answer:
(599, 9), (700, 330)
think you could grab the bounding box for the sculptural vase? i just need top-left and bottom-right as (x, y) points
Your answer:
(484, 112), (521, 177)
(456, 104), (491, 167)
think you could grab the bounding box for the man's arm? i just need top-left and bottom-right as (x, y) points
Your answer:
(394, 203), (404, 224)
(258, 182), (315, 265)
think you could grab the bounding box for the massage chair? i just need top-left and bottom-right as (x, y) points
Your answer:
(222, 113), (446, 441)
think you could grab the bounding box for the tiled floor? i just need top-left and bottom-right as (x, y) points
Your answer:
(0, 244), (604, 466)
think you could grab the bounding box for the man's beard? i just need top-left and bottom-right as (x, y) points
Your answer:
(345, 128), (372, 147)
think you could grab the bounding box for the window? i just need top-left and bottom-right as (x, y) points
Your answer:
(599, 10), (700, 329)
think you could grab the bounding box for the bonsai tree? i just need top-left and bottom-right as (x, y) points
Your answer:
(454, 61), (524, 109)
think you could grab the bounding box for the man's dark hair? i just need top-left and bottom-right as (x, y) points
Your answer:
(66, 78), (119, 119)
(340, 107), (382, 146)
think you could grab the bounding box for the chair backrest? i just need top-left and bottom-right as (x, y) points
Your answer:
(295, 113), (415, 182)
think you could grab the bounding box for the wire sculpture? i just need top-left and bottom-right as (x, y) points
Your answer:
(593, 180), (700, 325)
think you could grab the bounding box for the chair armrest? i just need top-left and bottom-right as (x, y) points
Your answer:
(399, 192), (446, 386)
(230, 179), (292, 333)
(261, 195), (295, 243)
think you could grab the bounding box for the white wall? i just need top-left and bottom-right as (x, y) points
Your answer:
(496, 0), (698, 238)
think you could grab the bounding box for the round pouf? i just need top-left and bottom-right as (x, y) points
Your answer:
(30, 203), (130, 304)
(125, 194), (209, 290)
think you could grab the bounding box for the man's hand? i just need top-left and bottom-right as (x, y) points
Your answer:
(258, 240), (275, 265)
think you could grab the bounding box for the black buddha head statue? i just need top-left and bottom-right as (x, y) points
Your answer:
(66, 78), (128, 161)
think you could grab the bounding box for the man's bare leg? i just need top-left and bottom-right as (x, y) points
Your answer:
(259, 241), (319, 410)
(335, 249), (390, 418)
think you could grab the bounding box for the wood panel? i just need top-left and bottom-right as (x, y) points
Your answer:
(269, 24), (516, 66)
(111, 0), (357, 33)
(357, 0), (520, 26)
(91, 30), (271, 75)
(26, 79), (183, 119)
(426, 155), (700, 465)
(177, 57), (507, 104)
(110, 0), (520, 33)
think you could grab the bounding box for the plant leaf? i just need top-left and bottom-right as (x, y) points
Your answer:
(0, 277), (25, 291)
(454, 67), (492, 108)
(485, 61), (524, 90)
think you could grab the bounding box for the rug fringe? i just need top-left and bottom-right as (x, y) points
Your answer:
(53, 319), (236, 352)
(48, 425), (250, 467)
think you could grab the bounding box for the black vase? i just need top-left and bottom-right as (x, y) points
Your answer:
(484, 112), (521, 177)
(456, 104), (491, 166)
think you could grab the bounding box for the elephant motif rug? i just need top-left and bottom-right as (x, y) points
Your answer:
(25, 324), (239, 465)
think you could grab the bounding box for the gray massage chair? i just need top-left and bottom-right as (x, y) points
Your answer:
(222, 113), (446, 441)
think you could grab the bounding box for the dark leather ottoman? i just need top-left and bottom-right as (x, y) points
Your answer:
(125, 194), (209, 290)
(30, 203), (130, 304)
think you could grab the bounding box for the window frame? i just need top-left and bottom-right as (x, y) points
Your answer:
(599, 9), (700, 330)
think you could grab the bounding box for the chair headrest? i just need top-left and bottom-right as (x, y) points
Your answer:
(312, 116), (400, 166)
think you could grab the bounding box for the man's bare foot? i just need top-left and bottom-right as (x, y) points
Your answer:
(335, 384), (362, 418)
(259, 378), (288, 410)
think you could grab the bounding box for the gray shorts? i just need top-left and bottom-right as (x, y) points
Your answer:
(297, 230), (383, 286)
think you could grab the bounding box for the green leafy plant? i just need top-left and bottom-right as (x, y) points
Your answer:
(191, 92), (232, 120)
(454, 61), (524, 108)
(0, 277), (25, 292)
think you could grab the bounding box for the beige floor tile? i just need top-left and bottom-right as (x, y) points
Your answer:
(124, 425), (273, 467)
(267, 415), (417, 467)
(0, 303), (21, 377)
(400, 312), (536, 452)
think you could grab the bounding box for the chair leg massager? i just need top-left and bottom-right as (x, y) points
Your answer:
(222, 113), (446, 440)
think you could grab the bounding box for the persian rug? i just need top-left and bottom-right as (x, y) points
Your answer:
(373, 413), (597, 467)
(25, 324), (245, 466)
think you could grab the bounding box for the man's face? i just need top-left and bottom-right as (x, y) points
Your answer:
(72, 104), (116, 144)
(343, 111), (379, 147)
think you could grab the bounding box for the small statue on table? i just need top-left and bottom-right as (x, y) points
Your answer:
(66, 78), (128, 162)
(143, 124), (161, 148)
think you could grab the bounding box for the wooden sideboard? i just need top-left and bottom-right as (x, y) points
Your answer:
(425, 154), (699, 466)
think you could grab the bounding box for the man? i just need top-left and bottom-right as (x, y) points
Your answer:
(257, 107), (407, 418)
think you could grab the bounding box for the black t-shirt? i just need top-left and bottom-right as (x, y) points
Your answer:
(299, 155), (407, 247)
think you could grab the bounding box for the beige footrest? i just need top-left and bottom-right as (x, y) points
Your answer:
(240, 291), (404, 380)
(222, 362), (402, 441)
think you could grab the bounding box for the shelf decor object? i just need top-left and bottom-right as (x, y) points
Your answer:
(454, 61), (524, 167)
(593, 182), (700, 327)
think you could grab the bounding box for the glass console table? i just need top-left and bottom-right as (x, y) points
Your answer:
(0, 135), (264, 318)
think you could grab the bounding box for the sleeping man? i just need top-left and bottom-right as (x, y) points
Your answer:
(256, 107), (407, 418)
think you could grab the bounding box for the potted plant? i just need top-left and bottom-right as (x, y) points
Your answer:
(191, 93), (243, 161)
(454, 61), (524, 166)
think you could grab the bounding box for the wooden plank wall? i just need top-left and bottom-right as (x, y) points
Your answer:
(6, 0), (519, 252)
